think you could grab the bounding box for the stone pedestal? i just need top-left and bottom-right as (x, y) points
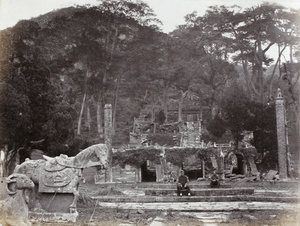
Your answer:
(275, 89), (288, 179)
(39, 193), (74, 213)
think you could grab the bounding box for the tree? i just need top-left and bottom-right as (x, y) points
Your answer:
(183, 4), (299, 104)
(172, 15), (238, 118)
(219, 83), (278, 168)
(0, 20), (77, 174)
(219, 84), (250, 145)
(206, 114), (226, 138)
(38, 2), (161, 135)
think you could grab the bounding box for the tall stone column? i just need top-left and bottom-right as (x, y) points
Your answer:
(104, 104), (113, 182)
(275, 89), (287, 179)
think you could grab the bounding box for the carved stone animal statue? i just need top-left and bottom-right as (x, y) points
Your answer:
(0, 173), (35, 226)
(14, 144), (109, 213)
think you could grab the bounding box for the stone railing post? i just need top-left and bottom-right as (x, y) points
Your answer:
(104, 104), (113, 182)
(275, 89), (288, 179)
(202, 159), (205, 178)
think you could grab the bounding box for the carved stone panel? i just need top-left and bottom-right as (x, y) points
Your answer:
(39, 167), (77, 193)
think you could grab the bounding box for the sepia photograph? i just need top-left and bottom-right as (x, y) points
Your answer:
(0, 0), (299, 225)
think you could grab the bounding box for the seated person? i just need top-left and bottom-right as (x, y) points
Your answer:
(177, 170), (191, 196)
(210, 170), (220, 188)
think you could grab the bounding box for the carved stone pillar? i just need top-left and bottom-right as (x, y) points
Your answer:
(275, 89), (287, 179)
(104, 104), (113, 182)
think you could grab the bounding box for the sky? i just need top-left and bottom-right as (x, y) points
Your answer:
(0, 0), (300, 32)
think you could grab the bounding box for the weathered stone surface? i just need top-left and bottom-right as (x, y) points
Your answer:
(30, 149), (45, 160)
(92, 195), (300, 203)
(14, 143), (109, 223)
(104, 104), (113, 182)
(265, 170), (278, 180)
(97, 201), (299, 211)
(210, 156), (218, 169)
(149, 216), (166, 226)
(137, 209), (145, 214)
(0, 178), (8, 200)
(247, 156), (258, 175)
(29, 211), (78, 223)
(39, 167), (78, 193)
(39, 193), (74, 213)
(275, 89), (288, 179)
(0, 174), (34, 226)
(145, 188), (254, 196)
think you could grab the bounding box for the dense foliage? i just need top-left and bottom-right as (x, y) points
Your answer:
(113, 147), (219, 167)
(207, 84), (277, 154)
(0, 0), (299, 174)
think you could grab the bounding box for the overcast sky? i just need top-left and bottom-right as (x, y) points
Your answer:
(0, 0), (300, 32)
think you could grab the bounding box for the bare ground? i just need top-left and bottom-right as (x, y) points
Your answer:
(31, 180), (300, 226)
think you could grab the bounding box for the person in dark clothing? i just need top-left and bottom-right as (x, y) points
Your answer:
(210, 170), (220, 188)
(177, 170), (191, 196)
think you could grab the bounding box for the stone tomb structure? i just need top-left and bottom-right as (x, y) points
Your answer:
(123, 105), (261, 183)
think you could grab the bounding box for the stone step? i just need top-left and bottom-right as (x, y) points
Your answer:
(97, 201), (299, 211)
(88, 182), (231, 189)
(85, 180), (300, 190)
(145, 188), (254, 196)
(92, 195), (300, 203)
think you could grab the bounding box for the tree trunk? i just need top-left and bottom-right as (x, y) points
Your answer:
(103, 26), (119, 84)
(290, 45), (293, 65)
(257, 39), (264, 103)
(78, 66), (89, 135)
(231, 25), (256, 100)
(269, 44), (286, 96)
(178, 90), (184, 122)
(77, 93), (87, 135)
(210, 93), (218, 119)
(143, 89), (148, 101)
(97, 95), (103, 134)
(86, 103), (91, 131)
(113, 74), (122, 131)
(163, 82), (169, 123)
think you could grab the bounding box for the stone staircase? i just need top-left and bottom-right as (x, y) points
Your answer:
(82, 180), (300, 203)
(78, 180), (300, 225)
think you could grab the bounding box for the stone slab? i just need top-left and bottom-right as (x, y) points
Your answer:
(210, 157), (218, 169)
(87, 182), (231, 189)
(29, 211), (78, 223)
(97, 201), (299, 212)
(149, 216), (166, 226)
(248, 156), (258, 175)
(92, 195), (300, 203)
(39, 193), (74, 212)
(265, 170), (278, 180)
(145, 188), (254, 196)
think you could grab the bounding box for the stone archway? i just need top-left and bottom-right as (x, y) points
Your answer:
(232, 153), (245, 175)
(141, 161), (156, 182)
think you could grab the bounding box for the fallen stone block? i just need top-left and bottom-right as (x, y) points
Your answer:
(265, 170), (278, 180)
